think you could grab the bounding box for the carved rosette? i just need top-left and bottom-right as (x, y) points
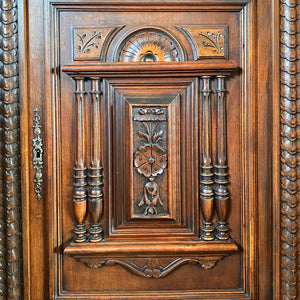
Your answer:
(280, 0), (299, 299)
(0, 0), (22, 298)
(117, 28), (184, 62)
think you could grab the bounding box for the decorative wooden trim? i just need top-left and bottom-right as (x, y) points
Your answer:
(64, 240), (238, 276)
(62, 61), (237, 78)
(0, 0), (22, 299)
(75, 256), (226, 277)
(280, 0), (299, 299)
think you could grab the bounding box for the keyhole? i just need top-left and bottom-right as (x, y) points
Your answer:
(35, 149), (41, 160)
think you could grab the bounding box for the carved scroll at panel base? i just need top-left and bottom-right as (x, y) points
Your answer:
(76, 256), (226, 278)
(64, 240), (239, 278)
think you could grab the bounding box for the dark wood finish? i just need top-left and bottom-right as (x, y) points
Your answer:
(73, 78), (88, 243)
(199, 76), (215, 241)
(0, 0), (294, 299)
(280, 0), (299, 299)
(214, 75), (230, 240)
(0, 0), (22, 299)
(88, 78), (104, 242)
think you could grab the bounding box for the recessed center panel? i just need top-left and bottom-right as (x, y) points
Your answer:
(106, 78), (199, 238)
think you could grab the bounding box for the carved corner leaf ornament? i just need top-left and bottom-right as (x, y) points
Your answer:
(177, 26), (228, 59)
(77, 31), (102, 54)
(73, 26), (123, 60)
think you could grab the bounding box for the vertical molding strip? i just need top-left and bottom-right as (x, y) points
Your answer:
(280, 0), (299, 299)
(0, 0), (22, 299)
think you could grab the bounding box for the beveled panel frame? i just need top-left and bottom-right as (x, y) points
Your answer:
(104, 77), (199, 237)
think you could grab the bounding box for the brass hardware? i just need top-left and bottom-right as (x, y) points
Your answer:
(32, 107), (43, 200)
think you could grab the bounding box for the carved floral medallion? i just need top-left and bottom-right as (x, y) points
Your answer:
(133, 107), (168, 216)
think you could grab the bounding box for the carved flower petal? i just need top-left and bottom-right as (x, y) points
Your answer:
(151, 163), (164, 177)
(134, 151), (148, 168)
(139, 144), (151, 158)
(154, 154), (167, 169)
(138, 162), (152, 178)
(151, 144), (165, 159)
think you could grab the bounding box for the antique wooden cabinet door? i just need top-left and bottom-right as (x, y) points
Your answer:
(20, 0), (278, 299)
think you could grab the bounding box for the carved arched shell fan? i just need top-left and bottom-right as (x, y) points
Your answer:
(117, 29), (184, 62)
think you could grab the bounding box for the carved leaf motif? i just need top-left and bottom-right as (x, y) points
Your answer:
(152, 130), (163, 143)
(138, 131), (150, 143)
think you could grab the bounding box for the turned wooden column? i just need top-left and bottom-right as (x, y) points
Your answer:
(200, 76), (215, 241)
(214, 76), (230, 240)
(73, 78), (88, 242)
(88, 78), (104, 242)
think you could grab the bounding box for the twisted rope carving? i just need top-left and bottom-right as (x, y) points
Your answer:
(0, 0), (22, 299)
(280, 0), (299, 299)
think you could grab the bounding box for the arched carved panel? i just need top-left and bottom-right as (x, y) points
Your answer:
(115, 27), (185, 62)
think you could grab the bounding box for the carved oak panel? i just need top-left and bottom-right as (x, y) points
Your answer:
(55, 4), (245, 293)
(20, 0), (282, 298)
